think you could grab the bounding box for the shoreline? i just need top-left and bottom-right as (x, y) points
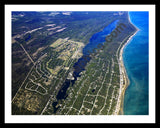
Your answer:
(118, 30), (139, 115)
(114, 29), (139, 115)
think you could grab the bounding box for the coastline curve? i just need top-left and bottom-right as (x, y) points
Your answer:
(114, 28), (139, 115)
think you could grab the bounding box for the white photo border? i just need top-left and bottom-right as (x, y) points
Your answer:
(5, 4), (155, 123)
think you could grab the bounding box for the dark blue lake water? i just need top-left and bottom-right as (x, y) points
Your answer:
(52, 20), (119, 113)
(83, 20), (119, 55)
(123, 12), (149, 115)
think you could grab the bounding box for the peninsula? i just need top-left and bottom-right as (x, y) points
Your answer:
(12, 11), (137, 115)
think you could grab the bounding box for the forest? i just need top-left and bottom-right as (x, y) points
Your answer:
(12, 11), (136, 115)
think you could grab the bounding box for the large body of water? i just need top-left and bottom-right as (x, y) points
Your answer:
(52, 12), (149, 115)
(53, 20), (119, 113)
(123, 12), (149, 115)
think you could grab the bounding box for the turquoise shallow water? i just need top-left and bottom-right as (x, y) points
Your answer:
(123, 12), (149, 115)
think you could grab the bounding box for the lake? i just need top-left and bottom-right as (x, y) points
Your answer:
(52, 19), (119, 113)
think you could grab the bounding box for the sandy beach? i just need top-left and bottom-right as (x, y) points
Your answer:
(113, 29), (139, 115)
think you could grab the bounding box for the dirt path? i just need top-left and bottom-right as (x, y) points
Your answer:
(19, 43), (35, 65)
